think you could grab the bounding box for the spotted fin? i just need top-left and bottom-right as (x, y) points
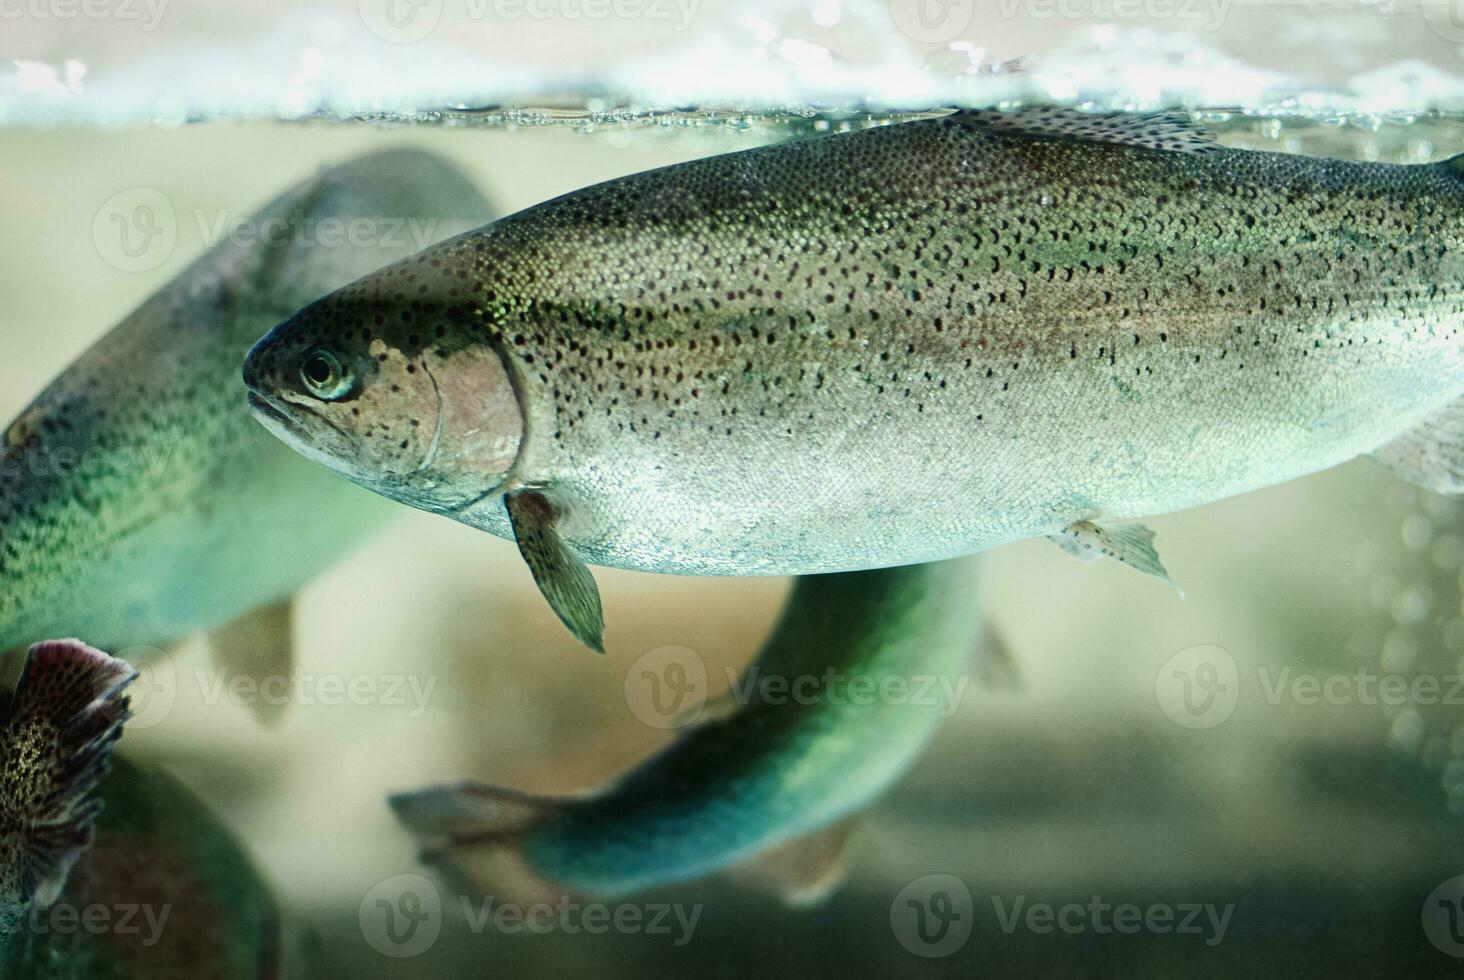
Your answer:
(1049, 519), (1181, 594)
(729, 816), (862, 908)
(390, 781), (580, 905)
(505, 490), (605, 653)
(0, 640), (137, 907)
(1370, 400), (1464, 497)
(207, 598), (294, 727)
(953, 107), (1219, 155)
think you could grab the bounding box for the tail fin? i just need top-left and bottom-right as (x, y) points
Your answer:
(388, 782), (573, 905)
(0, 639), (137, 906)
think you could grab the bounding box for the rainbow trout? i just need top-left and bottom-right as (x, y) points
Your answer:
(391, 557), (991, 902)
(1, 150), (495, 698)
(243, 109), (1464, 650)
(0, 641), (284, 978)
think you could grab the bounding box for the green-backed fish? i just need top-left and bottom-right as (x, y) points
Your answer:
(243, 108), (1464, 651)
(2, 150), (496, 706)
(0, 640), (285, 978)
(390, 557), (995, 902)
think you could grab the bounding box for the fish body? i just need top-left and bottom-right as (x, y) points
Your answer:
(392, 557), (987, 900)
(244, 110), (1464, 644)
(0, 150), (496, 655)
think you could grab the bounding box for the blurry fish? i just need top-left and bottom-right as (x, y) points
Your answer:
(1, 150), (496, 714)
(245, 109), (1464, 651)
(390, 556), (999, 903)
(0, 643), (286, 978)
(0, 640), (135, 948)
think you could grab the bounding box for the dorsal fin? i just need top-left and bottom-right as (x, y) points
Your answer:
(952, 107), (1220, 155)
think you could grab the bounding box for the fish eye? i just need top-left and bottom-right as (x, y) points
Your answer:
(299, 347), (352, 400)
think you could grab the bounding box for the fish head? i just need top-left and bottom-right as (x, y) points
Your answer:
(242, 274), (524, 512)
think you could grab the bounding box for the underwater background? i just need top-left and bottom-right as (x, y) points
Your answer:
(8, 0), (1464, 975)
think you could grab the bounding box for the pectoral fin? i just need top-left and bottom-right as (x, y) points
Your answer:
(206, 598), (294, 727)
(504, 490), (605, 654)
(729, 815), (862, 908)
(1049, 520), (1181, 594)
(1371, 399), (1464, 496)
(0, 640), (137, 907)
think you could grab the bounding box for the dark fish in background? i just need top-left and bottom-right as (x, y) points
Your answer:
(0, 640), (135, 956)
(391, 557), (1003, 903)
(243, 108), (1464, 651)
(0, 640), (289, 978)
(0, 149), (496, 715)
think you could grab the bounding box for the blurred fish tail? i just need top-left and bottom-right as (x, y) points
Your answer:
(388, 782), (574, 906)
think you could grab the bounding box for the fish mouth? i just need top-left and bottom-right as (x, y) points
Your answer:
(246, 391), (354, 473)
(247, 391), (315, 446)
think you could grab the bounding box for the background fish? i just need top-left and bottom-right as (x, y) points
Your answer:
(0, 641), (286, 979)
(0, 640), (134, 954)
(390, 556), (995, 903)
(244, 109), (1464, 650)
(0, 150), (496, 700)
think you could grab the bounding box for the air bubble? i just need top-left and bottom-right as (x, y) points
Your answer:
(1381, 629), (1418, 673)
(1391, 583), (1432, 626)
(1433, 534), (1464, 571)
(1390, 708), (1425, 750)
(1402, 513), (1434, 552)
